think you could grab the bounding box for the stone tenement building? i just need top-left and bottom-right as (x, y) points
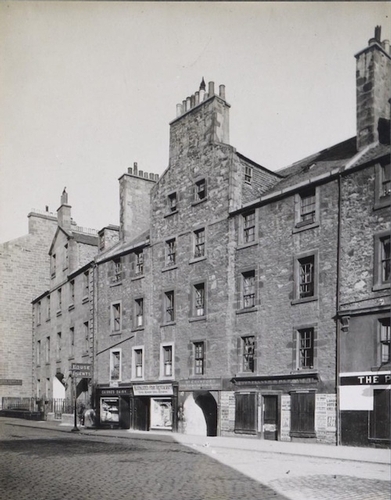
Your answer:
(32, 190), (102, 407)
(29, 29), (389, 447)
(0, 209), (57, 401)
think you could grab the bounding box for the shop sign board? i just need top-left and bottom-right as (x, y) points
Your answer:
(340, 373), (391, 386)
(71, 363), (92, 378)
(133, 384), (173, 396)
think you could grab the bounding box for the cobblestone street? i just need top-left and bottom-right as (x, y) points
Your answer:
(0, 420), (286, 500)
(0, 419), (389, 500)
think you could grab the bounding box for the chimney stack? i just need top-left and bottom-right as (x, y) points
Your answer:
(356, 26), (391, 150)
(57, 188), (71, 231)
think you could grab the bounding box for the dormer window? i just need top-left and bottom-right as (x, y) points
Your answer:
(244, 165), (253, 184)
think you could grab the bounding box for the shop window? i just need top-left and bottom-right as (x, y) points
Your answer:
(290, 391), (315, 437)
(194, 341), (205, 375)
(242, 211), (256, 244)
(164, 291), (175, 323)
(56, 332), (61, 360)
(374, 232), (390, 290)
(135, 250), (144, 276)
(375, 163), (391, 209)
(379, 318), (390, 365)
(242, 270), (256, 309)
(168, 192), (177, 213)
(193, 282), (206, 317)
(241, 336), (255, 373)
(166, 238), (176, 267)
(244, 165), (253, 184)
(111, 302), (122, 333)
(194, 178), (207, 202)
(133, 347), (144, 379)
(293, 251), (318, 303)
(193, 228), (205, 259)
(161, 344), (173, 378)
(370, 389), (390, 441)
(235, 392), (257, 434)
(134, 298), (144, 328)
(110, 350), (121, 381)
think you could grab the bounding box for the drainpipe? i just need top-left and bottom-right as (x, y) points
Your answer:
(336, 174), (342, 446)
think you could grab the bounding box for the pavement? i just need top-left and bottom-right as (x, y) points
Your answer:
(20, 417), (390, 465)
(1, 417), (390, 500)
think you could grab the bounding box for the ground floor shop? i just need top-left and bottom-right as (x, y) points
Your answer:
(229, 374), (337, 444)
(339, 371), (390, 447)
(95, 383), (179, 431)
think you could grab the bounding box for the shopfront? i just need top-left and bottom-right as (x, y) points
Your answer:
(95, 383), (178, 431)
(340, 371), (391, 447)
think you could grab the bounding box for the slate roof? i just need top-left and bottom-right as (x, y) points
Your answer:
(96, 229), (150, 263)
(269, 137), (358, 192)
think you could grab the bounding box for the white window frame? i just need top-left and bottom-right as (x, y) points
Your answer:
(132, 346), (144, 380)
(293, 250), (319, 303)
(134, 297), (144, 328)
(160, 343), (174, 379)
(244, 165), (253, 184)
(241, 210), (256, 245)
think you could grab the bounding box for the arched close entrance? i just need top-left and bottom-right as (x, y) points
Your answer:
(194, 391), (218, 437)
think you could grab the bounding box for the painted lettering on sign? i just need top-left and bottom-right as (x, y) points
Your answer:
(340, 373), (391, 386)
(133, 384), (173, 396)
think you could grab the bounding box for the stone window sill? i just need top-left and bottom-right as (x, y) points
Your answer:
(291, 296), (318, 305)
(162, 265), (178, 273)
(189, 256), (206, 264)
(237, 241), (258, 251)
(161, 321), (176, 327)
(293, 221), (319, 234)
(372, 282), (390, 292)
(236, 307), (258, 315)
(132, 326), (145, 332)
(191, 198), (207, 207)
(164, 210), (178, 218)
(189, 316), (207, 323)
(131, 275), (145, 282)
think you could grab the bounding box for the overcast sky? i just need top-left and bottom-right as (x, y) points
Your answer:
(0, 2), (390, 243)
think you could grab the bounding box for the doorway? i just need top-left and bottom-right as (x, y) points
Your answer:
(133, 396), (150, 431)
(263, 395), (278, 440)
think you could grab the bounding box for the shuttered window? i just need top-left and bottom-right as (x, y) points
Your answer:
(234, 392), (257, 434)
(290, 392), (315, 437)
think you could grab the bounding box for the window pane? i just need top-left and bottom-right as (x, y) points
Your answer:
(299, 256), (314, 298)
(381, 236), (390, 283)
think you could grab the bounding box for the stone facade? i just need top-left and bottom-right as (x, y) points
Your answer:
(8, 28), (389, 446)
(0, 210), (57, 400)
(32, 192), (99, 415)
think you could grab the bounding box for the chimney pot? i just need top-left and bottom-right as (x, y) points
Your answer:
(190, 94), (195, 108)
(195, 91), (200, 105)
(139, 170), (143, 177)
(128, 167), (132, 174)
(219, 84), (226, 100)
(149, 173), (154, 180)
(186, 96), (191, 110)
(134, 163), (138, 175)
(176, 103), (182, 117)
(382, 39), (390, 54)
(182, 99), (187, 112)
(208, 81), (215, 96)
(45, 206), (49, 212)
(155, 174), (159, 181)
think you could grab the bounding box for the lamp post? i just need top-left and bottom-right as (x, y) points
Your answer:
(71, 372), (79, 433)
